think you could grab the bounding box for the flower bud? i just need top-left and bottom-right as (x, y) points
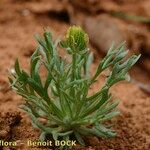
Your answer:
(64, 26), (89, 52)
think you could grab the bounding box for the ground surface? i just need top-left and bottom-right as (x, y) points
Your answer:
(0, 0), (150, 150)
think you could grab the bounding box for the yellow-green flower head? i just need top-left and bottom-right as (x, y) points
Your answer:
(65, 26), (89, 51)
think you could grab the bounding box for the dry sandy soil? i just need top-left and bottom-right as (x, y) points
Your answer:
(0, 0), (150, 150)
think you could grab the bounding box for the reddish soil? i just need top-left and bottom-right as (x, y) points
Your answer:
(0, 0), (150, 150)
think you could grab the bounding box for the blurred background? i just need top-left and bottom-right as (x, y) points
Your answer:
(0, 0), (149, 93)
